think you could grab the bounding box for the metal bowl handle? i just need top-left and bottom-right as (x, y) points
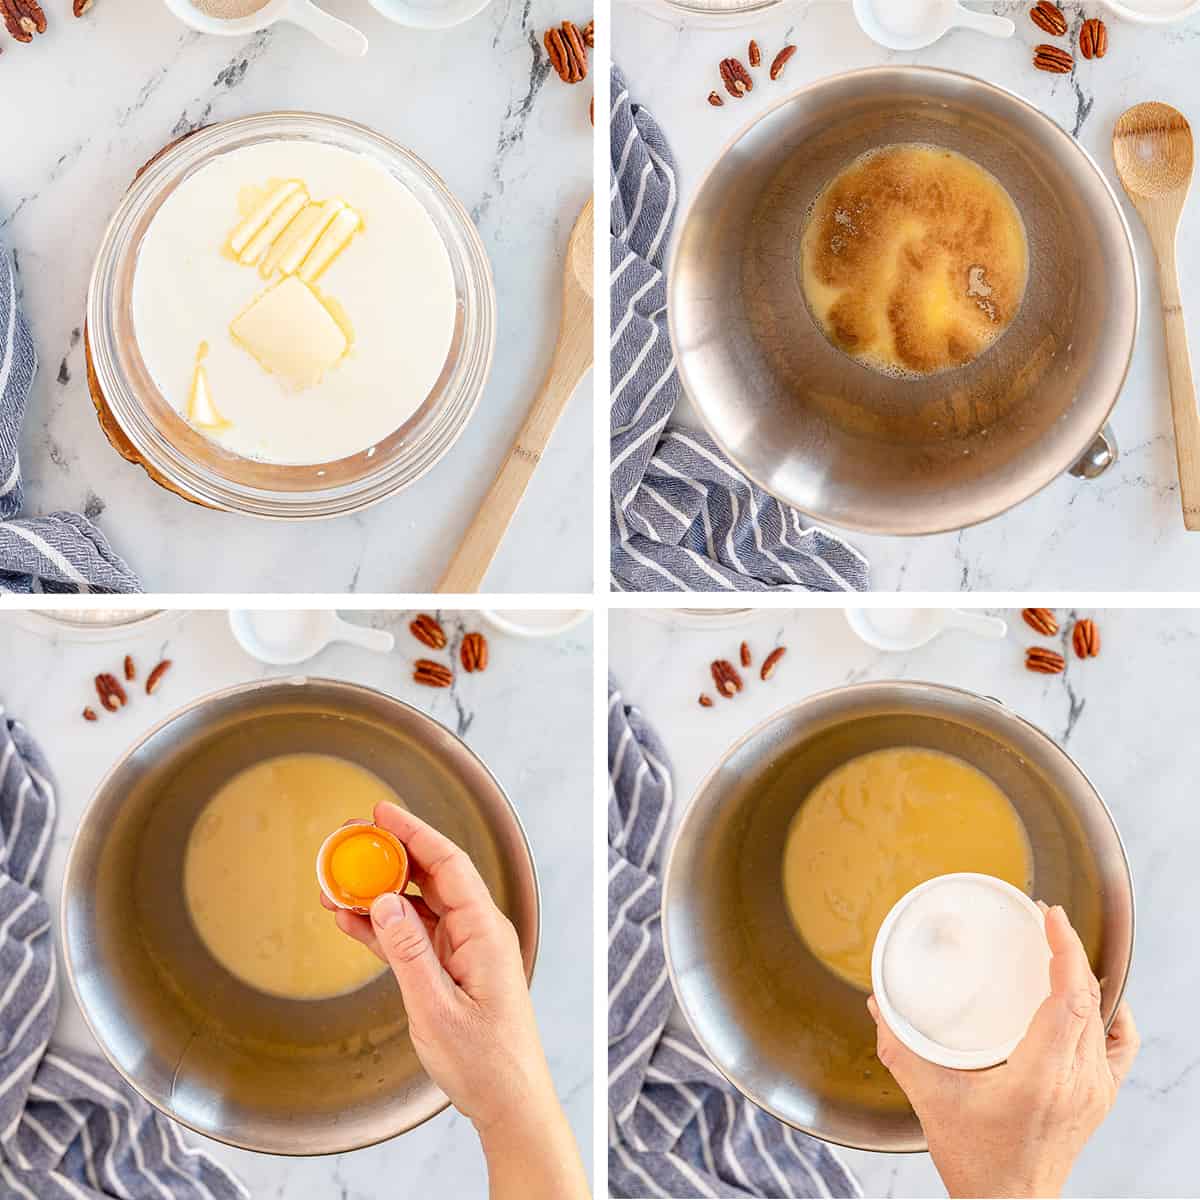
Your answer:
(1069, 423), (1119, 479)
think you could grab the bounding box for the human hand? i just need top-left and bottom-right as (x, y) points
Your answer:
(321, 801), (550, 1134)
(868, 904), (1139, 1200)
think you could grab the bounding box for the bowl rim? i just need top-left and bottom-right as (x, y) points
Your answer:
(660, 678), (1135, 1152)
(60, 676), (541, 1157)
(85, 111), (497, 521)
(667, 64), (1142, 537)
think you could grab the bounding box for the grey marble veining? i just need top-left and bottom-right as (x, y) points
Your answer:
(4, 1), (592, 592)
(610, 606), (1199, 1197)
(0, 609), (593, 1198)
(614, 0), (1200, 591)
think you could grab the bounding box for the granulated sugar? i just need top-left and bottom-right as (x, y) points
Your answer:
(192, 0), (271, 18)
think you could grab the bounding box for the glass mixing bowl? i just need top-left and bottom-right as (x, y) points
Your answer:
(86, 112), (496, 520)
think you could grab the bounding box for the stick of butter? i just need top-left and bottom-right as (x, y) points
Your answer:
(229, 181), (303, 258)
(229, 277), (349, 390)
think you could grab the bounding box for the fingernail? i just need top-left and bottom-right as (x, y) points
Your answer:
(371, 893), (405, 928)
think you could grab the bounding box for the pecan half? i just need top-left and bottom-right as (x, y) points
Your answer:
(1021, 607), (1058, 637)
(1029, 0), (1067, 37)
(719, 57), (753, 98)
(583, 18), (593, 47)
(414, 659), (454, 688)
(95, 673), (127, 712)
(2, 0), (46, 41)
(83, 707), (99, 723)
(410, 613), (448, 650)
(74, 0), (93, 13)
(769, 44), (796, 81)
(739, 641), (752, 668)
(1033, 44), (1073, 73)
(748, 39), (761, 67)
(124, 654), (136, 682)
(461, 632), (489, 674)
(1072, 619), (1100, 659)
(561, 20), (589, 81)
(699, 693), (714, 708)
(544, 27), (569, 81)
(1079, 17), (1107, 59)
(760, 646), (787, 680)
(145, 660), (172, 695)
(707, 91), (725, 107)
(1025, 646), (1066, 674)
(710, 659), (743, 698)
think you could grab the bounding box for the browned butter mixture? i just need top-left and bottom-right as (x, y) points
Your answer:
(800, 144), (1029, 377)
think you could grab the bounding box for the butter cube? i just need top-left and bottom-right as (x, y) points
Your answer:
(230, 277), (348, 390)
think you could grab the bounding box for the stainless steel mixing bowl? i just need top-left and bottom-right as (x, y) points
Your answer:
(669, 67), (1139, 534)
(662, 681), (1134, 1151)
(62, 679), (539, 1155)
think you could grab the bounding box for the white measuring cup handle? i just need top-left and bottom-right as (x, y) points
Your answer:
(284, 0), (368, 55)
(330, 617), (395, 655)
(950, 5), (1014, 39)
(942, 610), (1009, 641)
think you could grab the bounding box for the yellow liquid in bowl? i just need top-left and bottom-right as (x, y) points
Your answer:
(800, 144), (1029, 377)
(184, 752), (397, 1000)
(782, 747), (1033, 992)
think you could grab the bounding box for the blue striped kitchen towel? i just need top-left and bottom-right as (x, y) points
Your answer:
(0, 246), (140, 593)
(609, 67), (869, 594)
(608, 681), (861, 1199)
(0, 705), (246, 1200)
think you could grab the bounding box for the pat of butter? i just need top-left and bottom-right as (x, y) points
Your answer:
(230, 277), (348, 390)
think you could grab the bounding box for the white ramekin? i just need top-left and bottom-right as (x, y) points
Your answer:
(871, 873), (1049, 1070)
(1102, 0), (1200, 23)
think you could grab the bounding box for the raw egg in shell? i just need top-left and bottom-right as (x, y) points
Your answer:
(317, 823), (410, 914)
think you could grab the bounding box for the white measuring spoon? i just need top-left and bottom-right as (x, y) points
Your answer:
(229, 610), (394, 665)
(846, 608), (1008, 652)
(852, 0), (1014, 51)
(162, 0), (368, 56)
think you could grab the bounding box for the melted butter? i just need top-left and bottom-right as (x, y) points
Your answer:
(800, 145), (1029, 377)
(187, 341), (230, 430)
(782, 747), (1033, 992)
(184, 753), (398, 1000)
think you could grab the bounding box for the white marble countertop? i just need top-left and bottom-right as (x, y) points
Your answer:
(610, 606), (1200, 1197)
(0, 608), (593, 1197)
(4, 2), (592, 593)
(613, 0), (1200, 591)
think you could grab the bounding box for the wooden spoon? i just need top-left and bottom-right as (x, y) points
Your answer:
(1114, 102), (1199, 529)
(438, 200), (594, 592)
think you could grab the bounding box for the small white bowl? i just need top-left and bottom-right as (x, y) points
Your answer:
(367, 0), (496, 31)
(871, 873), (1049, 1071)
(845, 608), (1007, 652)
(852, 0), (1013, 51)
(480, 610), (589, 639)
(229, 610), (395, 664)
(161, 0), (368, 54)
(1103, 0), (1200, 22)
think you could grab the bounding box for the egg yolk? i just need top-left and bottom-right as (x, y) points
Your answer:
(329, 832), (402, 900)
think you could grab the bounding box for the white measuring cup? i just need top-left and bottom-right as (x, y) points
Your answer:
(852, 0), (1014, 50)
(162, 0), (368, 56)
(229, 610), (395, 665)
(846, 608), (1008, 652)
